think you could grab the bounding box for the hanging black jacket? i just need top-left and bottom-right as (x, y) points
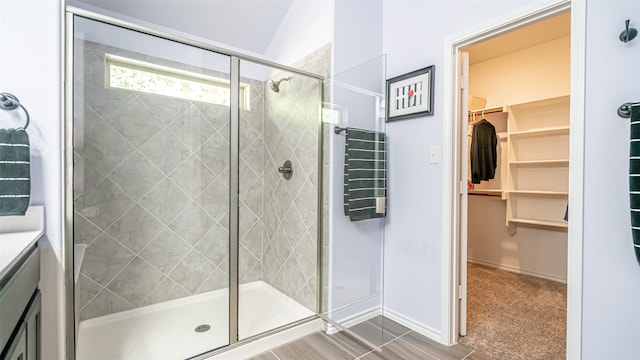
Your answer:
(470, 119), (497, 184)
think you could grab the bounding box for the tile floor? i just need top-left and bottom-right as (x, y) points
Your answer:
(248, 317), (495, 360)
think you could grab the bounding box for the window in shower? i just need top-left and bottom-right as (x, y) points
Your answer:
(106, 54), (249, 108)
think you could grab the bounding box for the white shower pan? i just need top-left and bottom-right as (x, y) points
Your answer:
(77, 281), (314, 360)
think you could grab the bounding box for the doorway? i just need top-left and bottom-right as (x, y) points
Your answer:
(442, 0), (585, 359)
(461, 10), (570, 360)
(460, 12), (571, 359)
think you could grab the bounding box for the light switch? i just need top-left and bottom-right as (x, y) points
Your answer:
(429, 146), (439, 164)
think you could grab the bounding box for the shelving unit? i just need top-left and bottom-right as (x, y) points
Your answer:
(505, 95), (570, 230)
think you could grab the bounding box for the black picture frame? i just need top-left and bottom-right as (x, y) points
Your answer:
(386, 65), (434, 122)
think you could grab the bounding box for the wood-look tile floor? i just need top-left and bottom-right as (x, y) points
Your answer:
(248, 317), (496, 360)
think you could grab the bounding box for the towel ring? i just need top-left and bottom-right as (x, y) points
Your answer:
(0, 92), (30, 130)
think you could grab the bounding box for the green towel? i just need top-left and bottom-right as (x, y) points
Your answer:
(630, 104), (640, 264)
(0, 128), (30, 216)
(343, 127), (387, 222)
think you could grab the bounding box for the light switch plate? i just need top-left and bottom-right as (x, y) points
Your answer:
(429, 146), (439, 164)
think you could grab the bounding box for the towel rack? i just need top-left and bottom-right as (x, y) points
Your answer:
(334, 126), (347, 134)
(618, 102), (640, 118)
(0, 92), (30, 130)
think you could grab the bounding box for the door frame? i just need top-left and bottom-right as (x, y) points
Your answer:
(440, 1), (585, 359)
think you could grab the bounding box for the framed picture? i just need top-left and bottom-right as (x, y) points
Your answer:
(386, 65), (434, 121)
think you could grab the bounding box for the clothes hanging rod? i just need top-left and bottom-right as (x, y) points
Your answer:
(468, 107), (504, 122)
(468, 107), (504, 115)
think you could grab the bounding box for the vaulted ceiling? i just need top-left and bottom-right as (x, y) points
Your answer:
(73, 0), (295, 55)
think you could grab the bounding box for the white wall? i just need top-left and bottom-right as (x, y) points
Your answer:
(0, 0), (64, 359)
(334, 0), (383, 75)
(581, 1), (640, 358)
(383, 0), (640, 357)
(467, 196), (568, 281)
(469, 36), (570, 108)
(382, 0), (533, 340)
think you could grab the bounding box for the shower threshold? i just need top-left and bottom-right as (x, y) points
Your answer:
(77, 281), (314, 360)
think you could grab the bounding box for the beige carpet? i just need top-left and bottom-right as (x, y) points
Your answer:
(459, 262), (566, 360)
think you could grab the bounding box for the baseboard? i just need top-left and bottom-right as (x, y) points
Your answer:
(467, 258), (567, 284)
(382, 307), (444, 345)
(325, 307), (380, 335)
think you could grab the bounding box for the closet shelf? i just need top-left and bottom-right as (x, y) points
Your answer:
(508, 95), (570, 111)
(469, 189), (503, 197)
(509, 126), (570, 138)
(509, 159), (569, 166)
(508, 217), (568, 228)
(508, 190), (568, 196)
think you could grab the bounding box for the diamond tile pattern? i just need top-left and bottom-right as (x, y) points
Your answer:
(169, 250), (217, 293)
(105, 205), (164, 253)
(74, 39), (326, 321)
(75, 40), (239, 320)
(140, 229), (191, 274)
(260, 46), (325, 311)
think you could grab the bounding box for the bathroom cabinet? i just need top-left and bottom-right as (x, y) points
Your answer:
(0, 246), (41, 360)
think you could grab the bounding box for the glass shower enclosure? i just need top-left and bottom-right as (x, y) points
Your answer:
(69, 12), (323, 359)
(321, 55), (387, 349)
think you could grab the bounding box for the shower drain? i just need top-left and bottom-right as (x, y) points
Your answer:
(195, 324), (211, 333)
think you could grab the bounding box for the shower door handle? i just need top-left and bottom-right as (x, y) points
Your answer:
(278, 160), (293, 180)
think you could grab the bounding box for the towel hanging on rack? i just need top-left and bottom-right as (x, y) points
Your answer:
(629, 104), (640, 264)
(342, 127), (387, 222)
(0, 128), (31, 216)
(0, 92), (31, 216)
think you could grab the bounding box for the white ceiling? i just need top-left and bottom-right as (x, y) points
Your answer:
(73, 0), (295, 55)
(466, 10), (571, 65)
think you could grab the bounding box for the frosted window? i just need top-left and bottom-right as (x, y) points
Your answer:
(107, 55), (245, 108)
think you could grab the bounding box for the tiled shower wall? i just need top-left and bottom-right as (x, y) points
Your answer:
(73, 40), (265, 320)
(262, 44), (331, 311)
(73, 38), (330, 320)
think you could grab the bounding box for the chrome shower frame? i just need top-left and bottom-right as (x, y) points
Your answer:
(63, 6), (325, 360)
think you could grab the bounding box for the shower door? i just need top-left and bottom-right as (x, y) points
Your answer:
(72, 16), (231, 359)
(236, 59), (323, 341)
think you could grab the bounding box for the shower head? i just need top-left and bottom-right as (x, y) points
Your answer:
(268, 77), (290, 93)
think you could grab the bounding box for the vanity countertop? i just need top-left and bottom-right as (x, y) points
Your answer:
(0, 206), (44, 281)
